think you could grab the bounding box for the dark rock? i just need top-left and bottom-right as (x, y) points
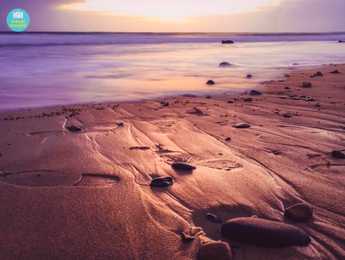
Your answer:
(66, 125), (82, 133)
(219, 62), (232, 68)
(282, 112), (293, 118)
(225, 137), (232, 142)
(232, 123), (251, 129)
(221, 217), (311, 247)
(206, 213), (222, 223)
(302, 82), (312, 88)
(243, 98), (253, 102)
(331, 150), (345, 159)
(206, 80), (216, 85)
(150, 176), (173, 188)
(246, 74), (253, 79)
(160, 101), (169, 107)
(338, 40), (345, 43)
(331, 70), (340, 74)
(181, 232), (195, 242)
(116, 121), (124, 127)
(188, 107), (207, 116)
(129, 146), (150, 151)
(221, 40), (235, 44)
(249, 90), (262, 96)
(197, 241), (232, 260)
(284, 203), (313, 222)
(171, 162), (196, 172)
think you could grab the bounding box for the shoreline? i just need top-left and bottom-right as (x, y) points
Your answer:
(1, 63), (345, 259)
(0, 63), (340, 115)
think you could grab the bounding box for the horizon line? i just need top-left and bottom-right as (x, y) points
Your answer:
(1, 31), (345, 35)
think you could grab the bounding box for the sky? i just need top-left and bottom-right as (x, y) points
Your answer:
(0, 0), (344, 32)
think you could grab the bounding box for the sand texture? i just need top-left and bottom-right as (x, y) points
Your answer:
(0, 64), (345, 259)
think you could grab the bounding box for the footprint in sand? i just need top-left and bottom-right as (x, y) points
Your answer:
(0, 170), (120, 187)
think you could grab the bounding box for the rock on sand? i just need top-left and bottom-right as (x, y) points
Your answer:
(284, 203), (313, 222)
(221, 217), (311, 247)
(197, 241), (232, 260)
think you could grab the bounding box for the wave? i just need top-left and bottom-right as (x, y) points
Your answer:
(0, 32), (345, 47)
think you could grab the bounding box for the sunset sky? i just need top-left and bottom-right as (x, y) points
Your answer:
(0, 0), (344, 32)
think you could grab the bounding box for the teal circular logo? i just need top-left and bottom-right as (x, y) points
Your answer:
(7, 8), (30, 32)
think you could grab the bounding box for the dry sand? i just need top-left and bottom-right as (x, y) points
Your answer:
(0, 64), (345, 259)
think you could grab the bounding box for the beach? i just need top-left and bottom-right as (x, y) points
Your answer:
(0, 63), (345, 259)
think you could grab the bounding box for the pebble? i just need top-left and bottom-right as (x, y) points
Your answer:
(221, 217), (311, 247)
(221, 40), (235, 44)
(302, 82), (312, 88)
(66, 125), (82, 133)
(219, 62), (232, 67)
(206, 80), (216, 85)
(150, 176), (173, 188)
(284, 203), (313, 222)
(197, 241), (232, 260)
(171, 162), (196, 172)
(331, 150), (345, 159)
(232, 123), (251, 129)
(249, 90), (262, 96)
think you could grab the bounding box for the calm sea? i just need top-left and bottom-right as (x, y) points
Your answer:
(0, 32), (345, 110)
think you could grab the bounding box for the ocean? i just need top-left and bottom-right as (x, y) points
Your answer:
(0, 32), (345, 110)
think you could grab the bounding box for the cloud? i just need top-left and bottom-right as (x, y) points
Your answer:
(0, 0), (344, 32)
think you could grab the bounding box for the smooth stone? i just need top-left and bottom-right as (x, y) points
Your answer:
(331, 150), (345, 159)
(197, 241), (232, 260)
(221, 40), (235, 44)
(221, 217), (311, 247)
(302, 82), (312, 88)
(160, 101), (169, 107)
(284, 203), (313, 222)
(249, 90), (262, 96)
(66, 125), (82, 133)
(206, 80), (216, 85)
(171, 162), (196, 172)
(150, 176), (173, 188)
(219, 62), (232, 67)
(232, 123), (251, 129)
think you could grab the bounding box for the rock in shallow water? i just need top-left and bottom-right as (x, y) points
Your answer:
(221, 217), (311, 247)
(221, 40), (235, 44)
(284, 203), (313, 222)
(219, 62), (232, 68)
(197, 241), (232, 260)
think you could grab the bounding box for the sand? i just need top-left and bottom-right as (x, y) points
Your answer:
(0, 64), (345, 259)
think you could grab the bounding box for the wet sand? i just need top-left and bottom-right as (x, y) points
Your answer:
(0, 64), (345, 259)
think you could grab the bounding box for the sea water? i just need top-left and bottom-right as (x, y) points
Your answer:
(0, 32), (345, 110)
